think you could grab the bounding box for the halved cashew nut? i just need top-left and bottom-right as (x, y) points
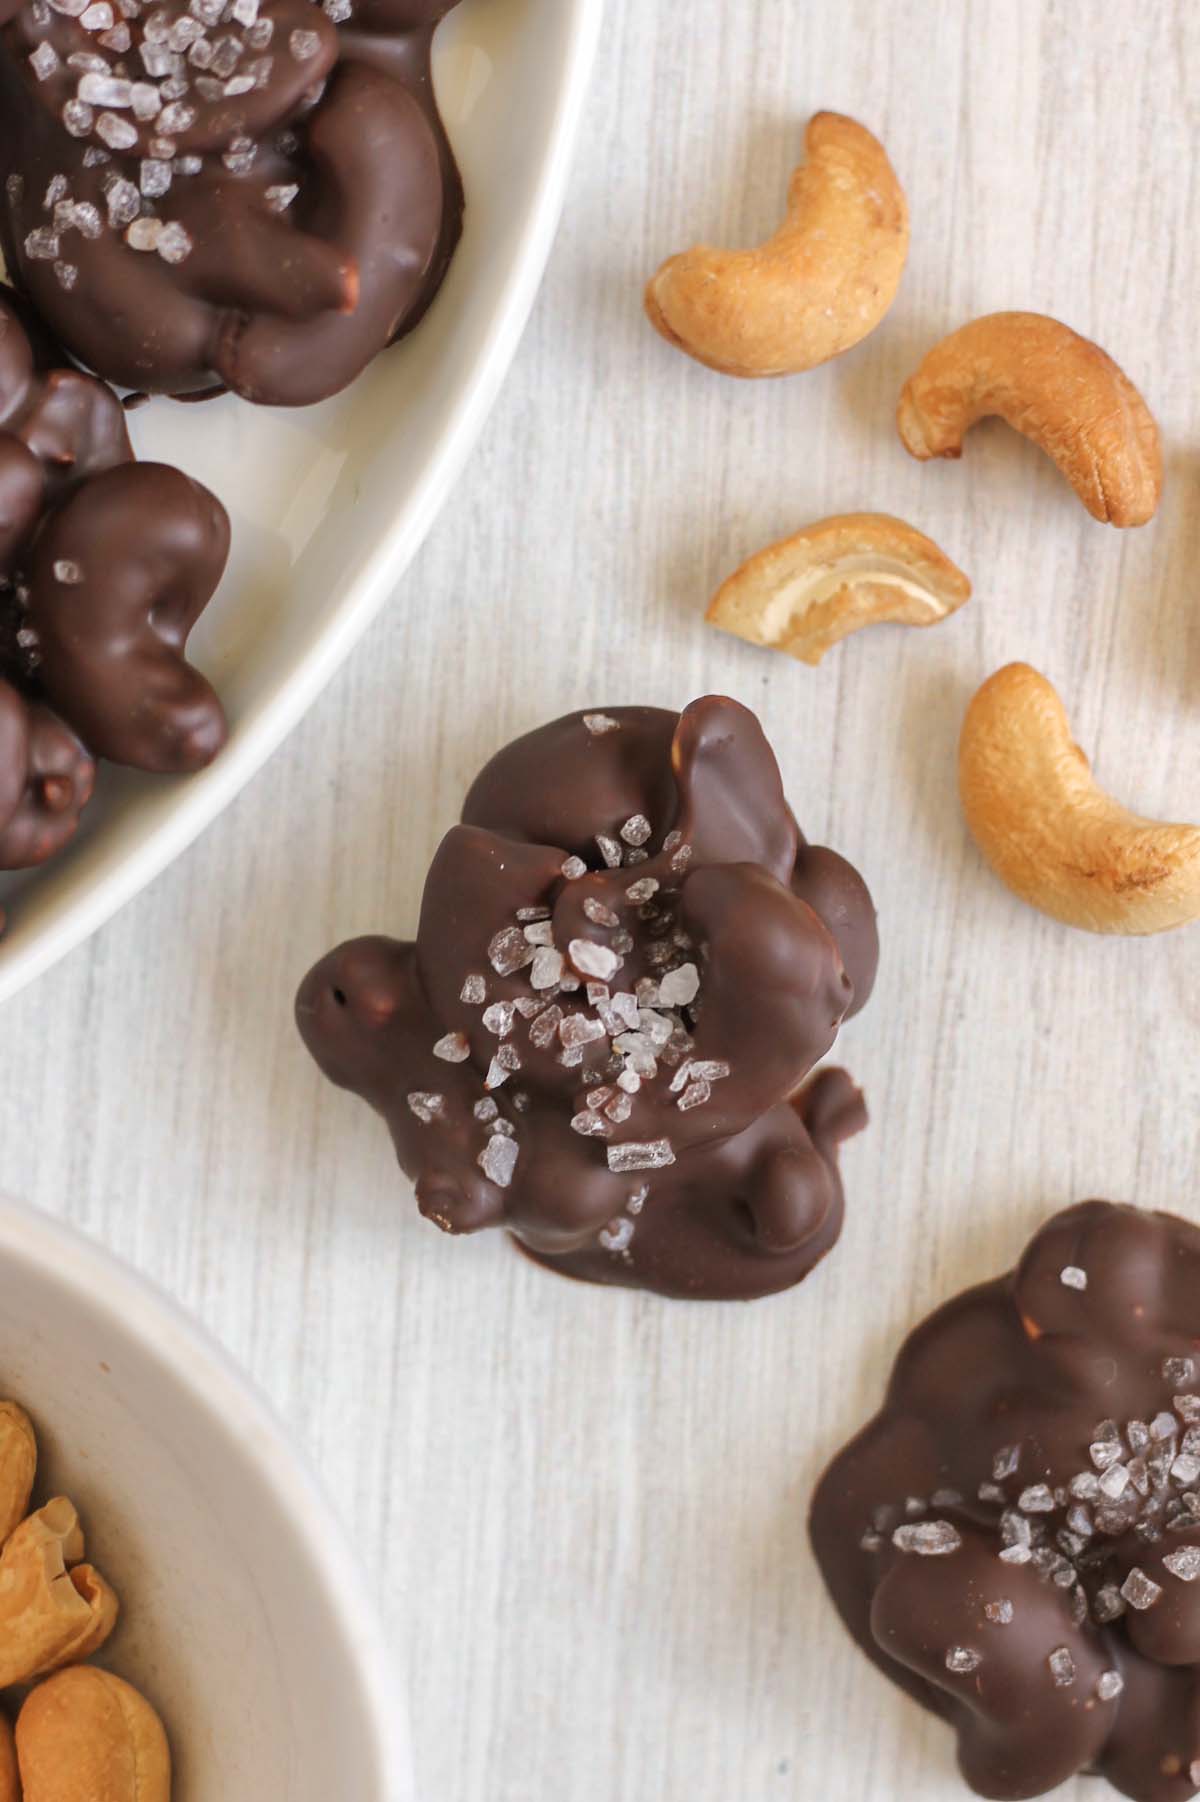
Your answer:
(645, 112), (909, 377)
(17, 1666), (171, 1802)
(959, 663), (1200, 934)
(0, 1497), (119, 1686)
(706, 512), (970, 665)
(0, 1402), (36, 1544)
(0, 1715), (17, 1802)
(897, 313), (1162, 526)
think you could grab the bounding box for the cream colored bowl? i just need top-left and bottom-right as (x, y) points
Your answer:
(0, 1194), (409, 1800)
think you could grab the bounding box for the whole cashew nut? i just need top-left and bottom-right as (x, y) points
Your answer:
(0, 1497), (118, 1687)
(707, 512), (970, 664)
(897, 312), (1162, 526)
(959, 663), (1200, 934)
(17, 1666), (170, 1802)
(0, 1402), (36, 1546)
(645, 112), (909, 377)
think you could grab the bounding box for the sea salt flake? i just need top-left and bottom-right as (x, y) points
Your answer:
(139, 157), (172, 197)
(595, 834), (622, 869)
(993, 1445), (1021, 1481)
(1066, 1504), (1094, 1538)
(79, 75), (134, 111)
(1099, 1464), (1131, 1500)
(473, 1098), (498, 1124)
(616, 1069), (641, 1095)
(620, 814), (651, 848)
(571, 1110), (612, 1139)
(30, 41), (60, 78)
(1018, 1485), (1056, 1513)
(626, 878), (659, 903)
(606, 1140), (675, 1174)
(62, 98), (96, 135)
(489, 927), (534, 976)
(657, 962), (700, 1008)
(677, 1079), (711, 1112)
(157, 100), (196, 133)
(406, 1091), (444, 1125)
(432, 1032), (470, 1064)
(1048, 1647), (1076, 1688)
(984, 1599), (1014, 1624)
(568, 938), (619, 981)
(1095, 1670), (1124, 1701)
(561, 855), (587, 880)
(1163, 1546), (1200, 1581)
(1151, 1411), (1179, 1442)
(24, 228), (60, 260)
(482, 1002), (516, 1038)
(998, 1544), (1031, 1564)
(289, 26), (320, 57)
(1059, 1265), (1088, 1290)
(583, 713), (619, 735)
(1120, 1567), (1163, 1611)
(605, 1093), (632, 1124)
(945, 1646), (980, 1675)
(559, 1013), (606, 1049)
(460, 975), (487, 1005)
(529, 947), (564, 990)
(582, 898), (619, 928)
(265, 182), (299, 212)
(484, 1056), (511, 1090)
(81, 0), (114, 22)
(478, 1135), (518, 1188)
(1090, 1439), (1123, 1472)
(599, 1217), (633, 1253)
(529, 1006), (562, 1050)
(891, 1520), (961, 1556)
(1172, 1454), (1200, 1486)
(522, 921), (554, 946)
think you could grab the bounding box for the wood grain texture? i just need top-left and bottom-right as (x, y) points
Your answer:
(2, 2), (1199, 1798)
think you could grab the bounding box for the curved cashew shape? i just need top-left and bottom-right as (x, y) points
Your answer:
(707, 512), (970, 664)
(897, 313), (1162, 526)
(645, 112), (909, 377)
(0, 1402), (36, 1545)
(17, 1667), (171, 1802)
(0, 1498), (118, 1686)
(959, 663), (1200, 934)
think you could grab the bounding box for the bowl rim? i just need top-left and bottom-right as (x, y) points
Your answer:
(0, 0), (605, 1005)
(0, 1188), (413, 1800)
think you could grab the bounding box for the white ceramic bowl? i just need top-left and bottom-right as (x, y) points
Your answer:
(0, 0), (602, 1002)
(0, 1193), (409, 1800)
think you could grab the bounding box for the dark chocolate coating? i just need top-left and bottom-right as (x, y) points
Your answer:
(810, 1201), (1200, 1801)
(0, 284), (228, 888)
(0, 677), (94, 871)
(30, 462), (230, 772)
(297, 696), (878, 1300)
(0, 0), (465, 404)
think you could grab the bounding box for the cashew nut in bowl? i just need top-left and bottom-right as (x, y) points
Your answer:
(0, 1402), (36, 1545)
(959, 663), (1200, 934)
(645, 112), (909, 377)
(0, 1497), (118, 1687)
(897, 313), (1162, 526)
(17, 1666), (170, 1802)
(707, 513), (970, 665)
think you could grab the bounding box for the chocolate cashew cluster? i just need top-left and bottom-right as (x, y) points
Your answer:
(0, 0), (465, 405)
(812, 1201), (1200, 1801)
(0, 286), (228, 886)
(297, 696), (878, 1300)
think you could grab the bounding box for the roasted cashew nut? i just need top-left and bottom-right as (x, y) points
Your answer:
(959, 663), (1200, 934)
(17, 1666), (170, 1802)
(897, 312), (1162, 526)
(645, 112), (909, 377)
(707, 512), (970, 664)
(0, 1402), (36, 1546)
(0, 1497), (118, 1687)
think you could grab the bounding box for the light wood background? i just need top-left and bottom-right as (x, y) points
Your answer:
(2, 3), (1199, 1798)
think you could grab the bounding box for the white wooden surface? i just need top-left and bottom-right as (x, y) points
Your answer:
(2, 4), (1199, 1798)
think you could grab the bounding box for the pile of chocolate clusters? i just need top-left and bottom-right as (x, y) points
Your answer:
(0, 0), (464, 911)
(297, 696), (879, 1299)
(0, 0), (463, 401)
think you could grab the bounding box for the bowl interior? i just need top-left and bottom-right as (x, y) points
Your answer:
(0, 0), (600, 1000)
(0, 1198), (407, 1800)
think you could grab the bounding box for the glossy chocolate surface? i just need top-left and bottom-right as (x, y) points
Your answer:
(0, 285), (228, 880)
(811, 1201), (1200, 1801)
(0, 0), (464, 404)
(297, 696), (878, 1300)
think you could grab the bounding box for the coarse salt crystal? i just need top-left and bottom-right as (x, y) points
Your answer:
(993, 1445), (1021, 1480)
(265, 183), (299, 212)
(482, 1002), (516, 1038)
(657, 962), (700, 1008)
(1092, 1584), (1125, 1622)
(1120, 1567), (1163, 1611)
(51, 560), (83, 584)
(488, 927), (534, 976)
(155, 221), (192, 264)
(530, 947), (564, 990)
(1162, 1546), (1200, 1581)
(478, 1135), (518, 1188)
(1018, 1485), (1056, 1513)
(606, 1140), (674, 1174)
(1047, 1647), (1076, 1687)
(620, 814), (651, 847)
(289, 26), (320, 57)
(1099, 1464), (1131, 1500)
(944, 1647), (980, 1674)
(559, 1014), (606, 1049)
(1059, 1265), (1087, 1290)
(406, 1092), (444, 1125)
(125, 215), (163, 251)
(1171, 1453), (1200, 1486)
(24, 228), (60, 260)
(599, 1217), (634, 1252)
(568, 938), (619, 981)
(561, 855), (587, 881)
(1164, 1357), (1195, 1386)
(891, 1520), (961, 1556)
(677, 1080), (711, 1112)
(30, 41), (60, 78)
(583, 713), (619, 735)
(984, 1599), (1013, 1624)
(998, 1544), (1031, 1564)
(460, 975), (487, 1005)
(432, 1032), (470, 1063)
(595, 834), (622, 869)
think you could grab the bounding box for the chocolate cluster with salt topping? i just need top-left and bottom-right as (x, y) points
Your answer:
(0, 284), (228, 891)
(811, 1201), (1200, 1802)
(0, 0), (464, 404)
(296, 696), (878, 1300)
